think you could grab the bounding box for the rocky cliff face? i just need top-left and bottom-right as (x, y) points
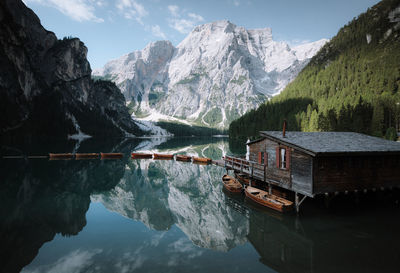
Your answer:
(94, 21), (328, 128)
(0, 0), (143, 139)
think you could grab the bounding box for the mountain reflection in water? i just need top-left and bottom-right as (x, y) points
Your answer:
(0, 137), (399, 273)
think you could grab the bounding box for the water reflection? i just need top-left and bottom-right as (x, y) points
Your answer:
(92, 143), (249, 251)
(242, 202), (400, 273)
(1, 137), (399, 273)
(0, 158), (126, 273)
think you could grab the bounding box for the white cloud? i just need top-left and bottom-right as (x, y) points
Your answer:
(151, 25), (167, 39)
(166, 237), (204, 266)
(115, 249), (147, 273)
(188, 13), (204, 21)
(169, 18), (196, 34)
(24, 0), (104, 23)
(94, 0), (106, 7)
(167, 5), (204, 34)
(21, 249), (102, 273)
(289, 39), (311, 46)
(168, 5), (179, 17)
(233, 0), (240, 6)
(116, 0), (148, 25)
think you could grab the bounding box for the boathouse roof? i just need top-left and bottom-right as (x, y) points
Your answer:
(259, 131), (400, 156)
(246, 138), (265, 145)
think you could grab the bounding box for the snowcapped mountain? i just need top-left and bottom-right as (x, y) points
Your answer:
(93, 20), (328, 128)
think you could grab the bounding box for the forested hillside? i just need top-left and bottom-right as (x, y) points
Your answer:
(229, 0), (400, 140)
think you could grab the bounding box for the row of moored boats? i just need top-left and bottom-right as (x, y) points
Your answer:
(222, 174), (294, 213)
(48, 152), (212, 164)
(49, 153), (123, 159)
(132, 152), (212, 164)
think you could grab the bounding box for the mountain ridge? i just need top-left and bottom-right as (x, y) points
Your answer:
(229, 0), (400, 139)
(93, 20), (328, 129)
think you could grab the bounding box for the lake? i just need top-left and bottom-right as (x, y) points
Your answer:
(1, 137), (400, 273)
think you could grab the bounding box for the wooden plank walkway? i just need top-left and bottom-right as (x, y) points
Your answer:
(223, 156), (267, 182)
(222, 156), (291, 190)
(212, 160), (225, 167)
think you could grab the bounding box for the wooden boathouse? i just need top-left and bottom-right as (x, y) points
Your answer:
(224, 131), (400, 211)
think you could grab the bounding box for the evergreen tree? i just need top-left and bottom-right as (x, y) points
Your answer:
(308, 110), (319, 132)
(229, 0), (400, 139)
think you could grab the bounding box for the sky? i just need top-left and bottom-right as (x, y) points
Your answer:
(23, 0), (381, 69)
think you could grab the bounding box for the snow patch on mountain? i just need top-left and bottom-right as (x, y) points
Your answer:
(136, 111), (192, 126)
(135, 120), (171, 137)
(293, 39), (330, 60)
(66, 112), (92, 140)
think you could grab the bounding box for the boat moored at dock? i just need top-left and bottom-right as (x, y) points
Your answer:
(235, 173), (250, 185)
(100, 152), (123, 159)
(245, 186), (293, 212)
(131, 152), (153, 159)
(49, 153), (73, 159)
(153, 153), (174, 160)
(222, 174), (243, 193)
(75, 153), (99, 159)
(176, 155), (192, 162)
(192, 157), (212, 164)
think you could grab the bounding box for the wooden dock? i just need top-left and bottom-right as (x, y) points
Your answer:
(223, 155), (307, 212)
(223, 156), (280, 185)
(212, 160), (225, 167)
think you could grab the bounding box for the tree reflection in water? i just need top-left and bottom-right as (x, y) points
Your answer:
(0, 158), (126, 273)
(1, 136), (400, 273)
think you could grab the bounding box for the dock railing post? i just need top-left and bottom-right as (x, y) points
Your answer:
(251, 162), (254, 178)
(263, 164), (266, 182)
(295, 192), (307, 214)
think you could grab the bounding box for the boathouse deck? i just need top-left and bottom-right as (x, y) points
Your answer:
(224, 155), (291, 192)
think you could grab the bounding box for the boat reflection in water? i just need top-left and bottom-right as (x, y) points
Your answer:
(229, 194), (400, 273)
(1, 137), (400, 273)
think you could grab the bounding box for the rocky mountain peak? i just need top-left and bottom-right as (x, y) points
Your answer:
(0, 0), (143, 138)
(93, 21), (327, 128)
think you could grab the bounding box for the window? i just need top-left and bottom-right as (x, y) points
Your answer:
(258, 151), (269, 166)
(276, 146), (290, 170)
(258, 151), (264, 164)
(280, 148), (286, 169)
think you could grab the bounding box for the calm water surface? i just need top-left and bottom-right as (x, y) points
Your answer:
(1, 137), (400, 273)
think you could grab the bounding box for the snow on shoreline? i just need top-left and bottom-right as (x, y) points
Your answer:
(136, 111), (192, 126)
(134, 119), (173, 137)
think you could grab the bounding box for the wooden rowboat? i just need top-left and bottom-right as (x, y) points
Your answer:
(75, 153), (99, 159)
(100, 152), (123, 159)
(131, 152), (153, 159)
(192, 157), (212, 164)
(245, 186), (293, 212)
(222, 174), (242, 193)
(49, 153), (73, 159)
(268, 187), (289, 199)
(235, 173), (250, 185)
(153, 153), (174, 160)
(176, 155), (192, 162)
